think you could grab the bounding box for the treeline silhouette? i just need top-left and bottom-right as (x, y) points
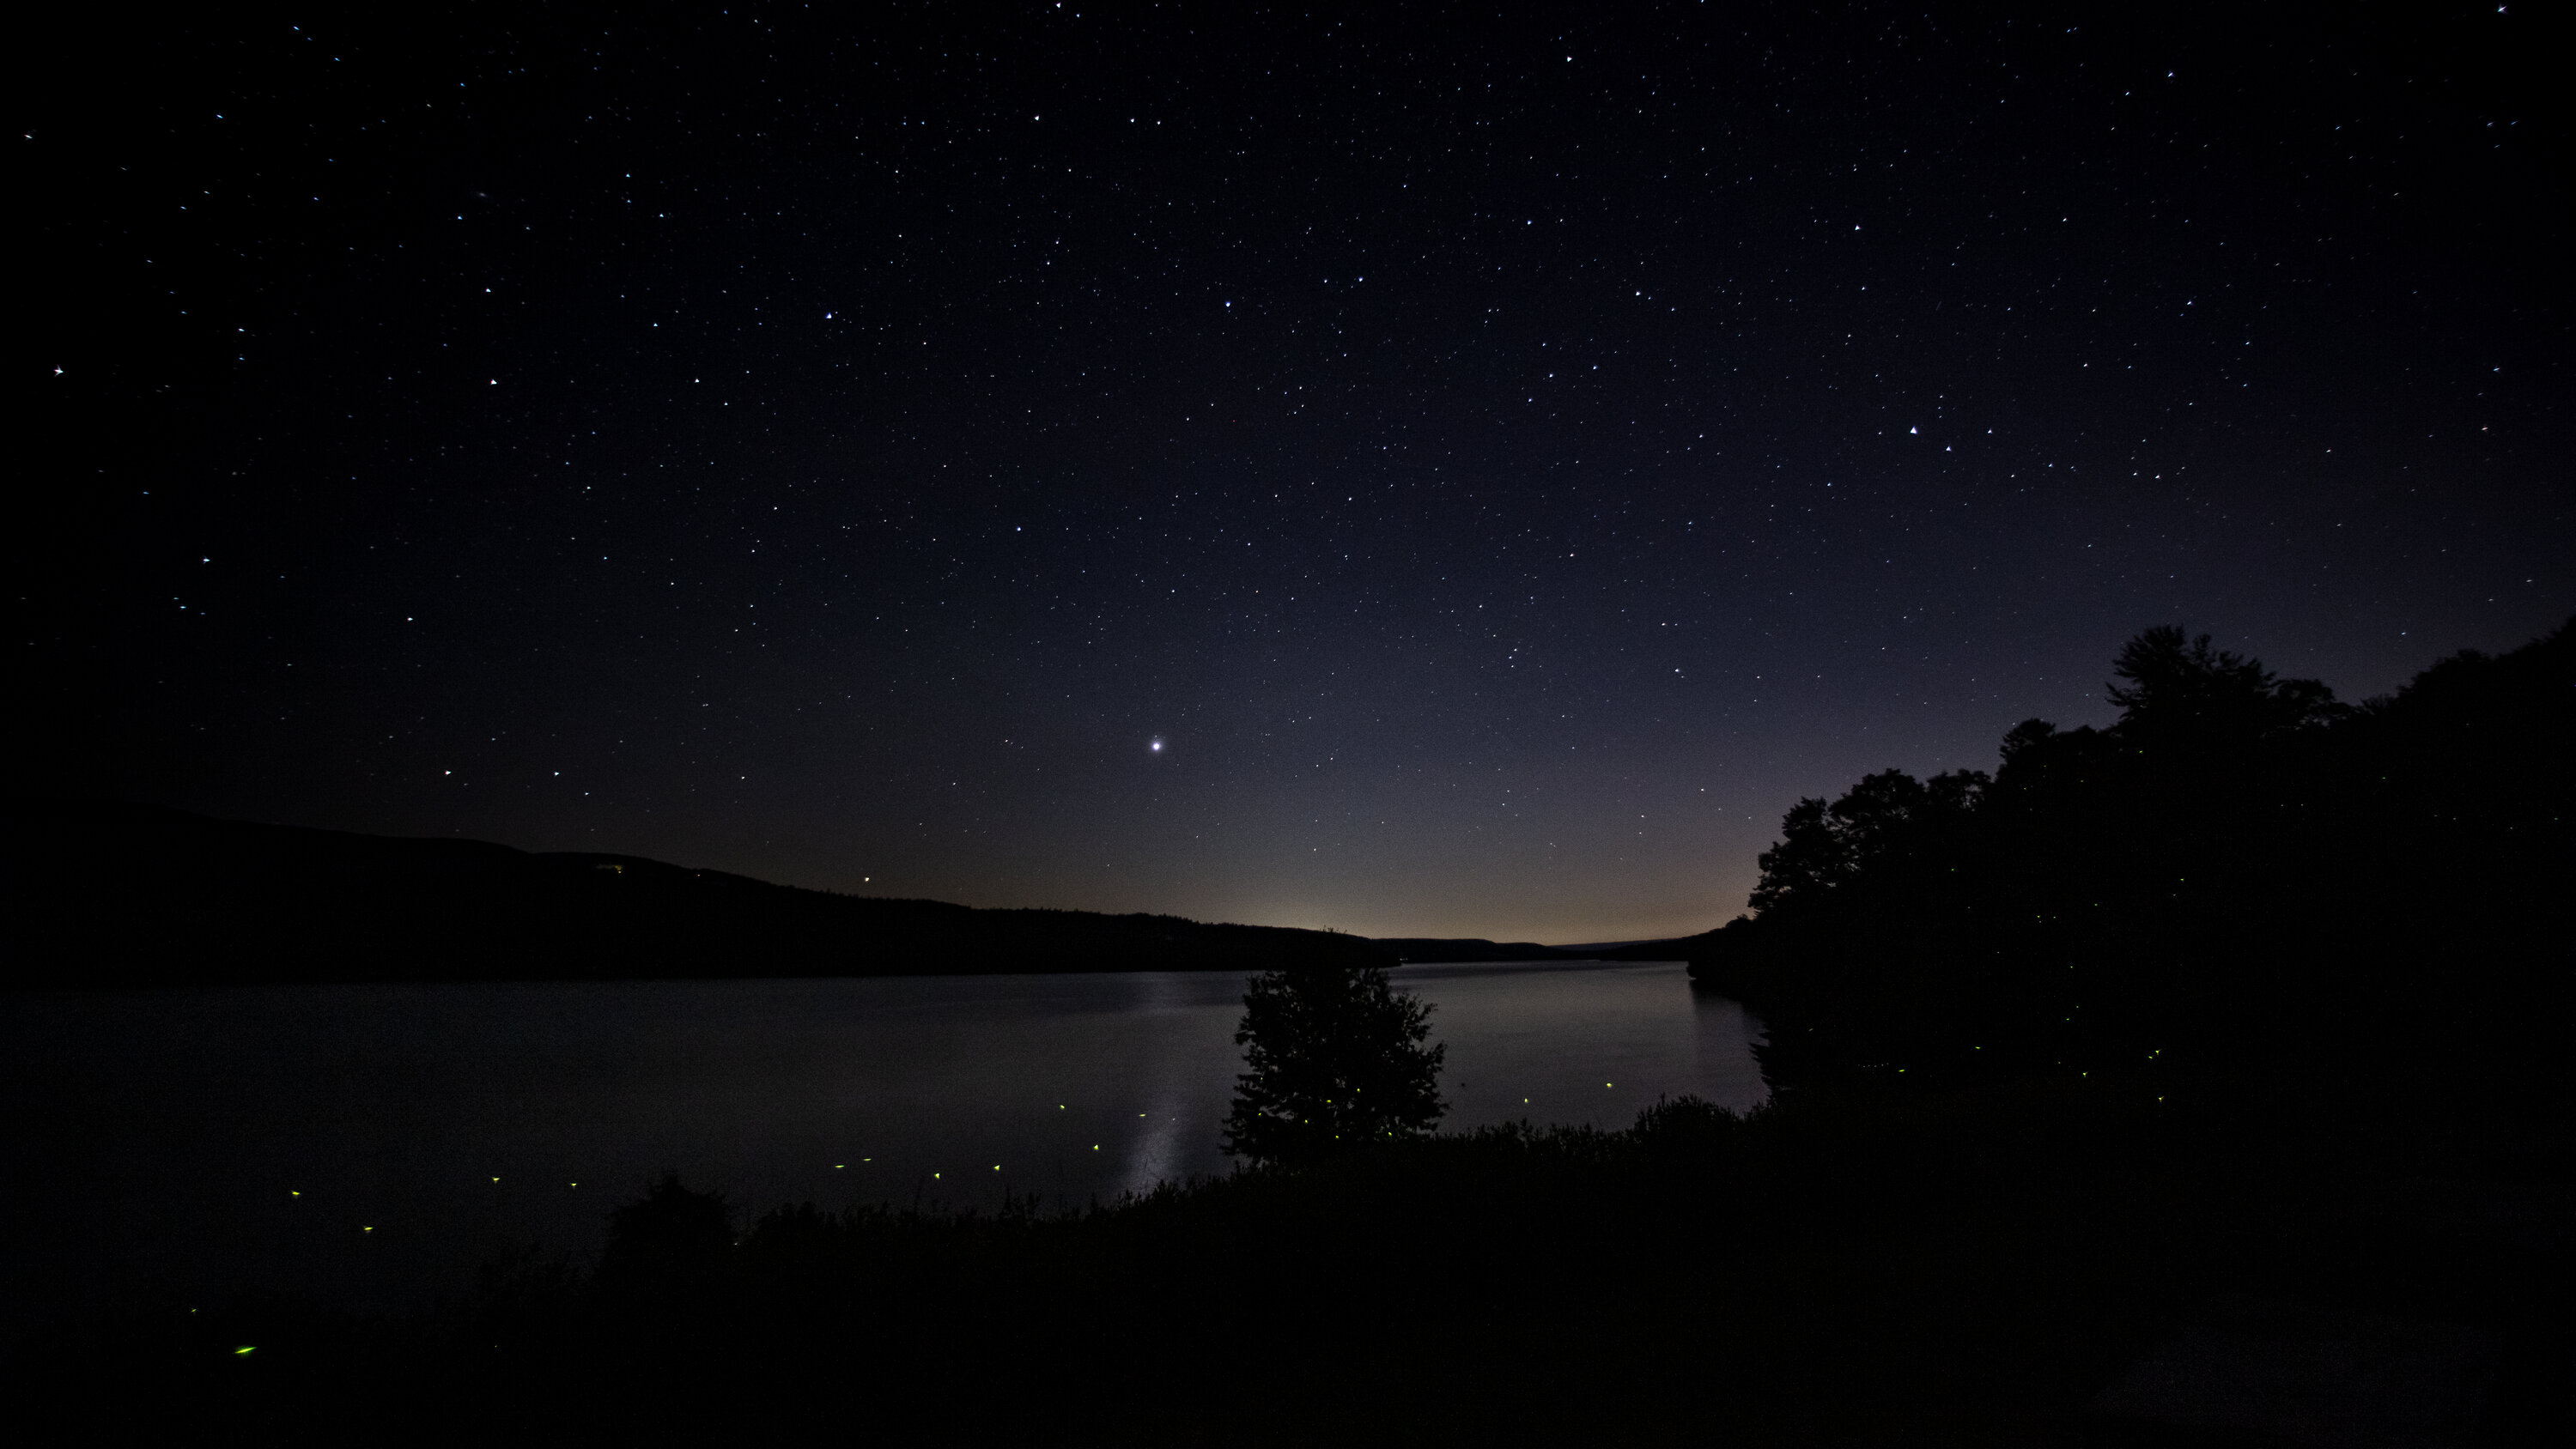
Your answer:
(1376, 937), (1704, 963)
(0, 800), (1394, 987)
(1374, 937), (1589, 962)
(1684, 620), (2573, 1110)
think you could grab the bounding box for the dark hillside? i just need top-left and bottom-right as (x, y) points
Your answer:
(1, 800), (1394, 987)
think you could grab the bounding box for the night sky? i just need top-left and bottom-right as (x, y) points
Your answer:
(25, 3), (2567, 942)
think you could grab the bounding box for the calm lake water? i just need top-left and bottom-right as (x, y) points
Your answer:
(0, 961), (1759, 1329)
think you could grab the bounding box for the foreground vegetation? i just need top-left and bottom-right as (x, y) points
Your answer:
(31, 1081), (2567, 1444)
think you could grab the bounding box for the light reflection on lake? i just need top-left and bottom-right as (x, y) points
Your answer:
(0, 961), (1758, 1329)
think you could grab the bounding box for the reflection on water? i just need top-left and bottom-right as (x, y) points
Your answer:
(0, 961), (1758, 1329)
(1119, 969), (1221, 1194)
(1693, 988), (1765, 1089)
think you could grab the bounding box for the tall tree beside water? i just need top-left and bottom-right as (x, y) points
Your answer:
(1224, 967), (1447, 1165)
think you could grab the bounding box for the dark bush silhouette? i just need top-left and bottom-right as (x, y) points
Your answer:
(595, 1174), (733, 1297)
(1223, 965), (1447, 1164)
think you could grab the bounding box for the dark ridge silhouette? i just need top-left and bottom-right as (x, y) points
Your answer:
(0, 800), (1395, 988)
(1371, 937), (1698, 963)
(1371, 937), (1584, 962)
(1587, 937), (1704, 961)
(1686, 619), (2575, 1113)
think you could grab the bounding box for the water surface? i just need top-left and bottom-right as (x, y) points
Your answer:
(0, 961), (1759, 1328)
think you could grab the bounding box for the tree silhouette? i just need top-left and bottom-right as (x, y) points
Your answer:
(596, 1173), (732, 1296)
(1223, 966), (1446, 1165)
(1749, 767), (1987, 916)
(2106, 625), (2345, 745)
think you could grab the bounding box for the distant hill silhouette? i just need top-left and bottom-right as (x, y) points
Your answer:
(1, 801), (1396, 987)
(1372, 937), (1584, 963)
(1372, 937), (1698, 963)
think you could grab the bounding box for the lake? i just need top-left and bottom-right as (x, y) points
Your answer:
(0, 961), (1760, 1331)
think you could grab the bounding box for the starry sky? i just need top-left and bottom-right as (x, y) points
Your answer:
(23, 3), (2567, 942)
